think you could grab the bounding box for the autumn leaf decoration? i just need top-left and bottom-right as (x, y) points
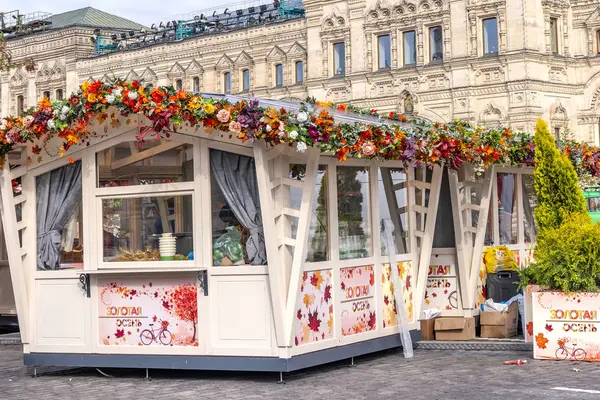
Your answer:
(308, 309), (321, 333)
(535, 333), (549, 349)
(545, 323), (553, 332)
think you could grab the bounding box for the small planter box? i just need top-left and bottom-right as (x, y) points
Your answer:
(532, 291), (600, 361)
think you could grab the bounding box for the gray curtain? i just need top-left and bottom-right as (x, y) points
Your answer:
(210, 149), (266, 265)
(36, 161), (83, 270)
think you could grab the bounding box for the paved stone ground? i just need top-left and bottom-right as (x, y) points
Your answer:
(1, 345), (599, 399)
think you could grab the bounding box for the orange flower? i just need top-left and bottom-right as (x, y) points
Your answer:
(68, 157), (74, 164)
(535, 333), (549, 349)
(336, 104), (347, 112)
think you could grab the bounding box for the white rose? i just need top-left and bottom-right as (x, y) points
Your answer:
(59, 113), (67, 121)
(113, 88), (123, 97)
(61, 105), (70, 114)
(289, 130), (298, 140)
(296, 142), (308, 153)
(106, 94), (116, 104)
(47, 119), (56, 129)
(297, 111), (308, 123)
(265, 125), (272, 133)
(128, 91), (138, 100)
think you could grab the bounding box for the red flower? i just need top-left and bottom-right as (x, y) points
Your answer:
(114, 329), (125, 339)
(324, 285), (332, 303)
(308, 309), (321, 332)
(69, 96), (80, 106)
(132, 81), (140, 90)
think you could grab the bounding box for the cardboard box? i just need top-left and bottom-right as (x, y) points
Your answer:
(434, 317), (475, 341)
(420, 319), (437, 340)
(480, 302), (519, 338)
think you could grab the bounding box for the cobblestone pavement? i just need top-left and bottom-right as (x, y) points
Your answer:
(1, 345), (599, 399)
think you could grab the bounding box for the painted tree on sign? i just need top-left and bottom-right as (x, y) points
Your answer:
(164, 283), (198, 342)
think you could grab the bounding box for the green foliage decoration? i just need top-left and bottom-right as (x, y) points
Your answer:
(532, 119), (588, 235)
(519, 213), (600, 292)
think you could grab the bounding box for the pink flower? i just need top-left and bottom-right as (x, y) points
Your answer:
(23, 115), (34, 128)
(217, 109), (230, 123)
(229, 121), (242, 134)
(361, 141), (376, 156)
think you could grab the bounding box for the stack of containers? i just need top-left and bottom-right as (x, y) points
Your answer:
(159, 233), (177, 261)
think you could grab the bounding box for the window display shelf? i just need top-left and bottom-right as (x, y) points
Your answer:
(83, 265), (205, 275)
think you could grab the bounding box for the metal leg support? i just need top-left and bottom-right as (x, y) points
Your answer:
(278, 371), (286, 384)
(145, 368), (151, 381)
(349, 357), (356, 367)
(32, 367), (37, 378)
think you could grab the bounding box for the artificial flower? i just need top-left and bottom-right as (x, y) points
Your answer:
(289, 130), (299, 140)
(23, 116), (34, 128)
(105, 94), (116, 104)
(296, 142), (308, 153)
(61, 106), (70, 115)
(204, 103), (215, 115)
(113, 88), (123, 97)
(265, 124), (272, 133)
(228, 121), (242, 134)
(87, 93), (98, 103)
(297, 111), (308, 123)
(361, 141), (376, 156)
(127, 92), (138, 100)
(217, 109), (230, 123)
(47, 119), (56, 130)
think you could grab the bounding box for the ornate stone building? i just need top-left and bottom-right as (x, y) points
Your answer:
(2, 1), (600, 143)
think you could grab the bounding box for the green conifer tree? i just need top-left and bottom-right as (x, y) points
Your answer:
(532, 119), (588, 235)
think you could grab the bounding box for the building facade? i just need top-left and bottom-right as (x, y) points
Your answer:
(2, 1), (600, 143)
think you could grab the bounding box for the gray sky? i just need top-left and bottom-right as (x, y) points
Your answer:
(2, 0), (240, 26)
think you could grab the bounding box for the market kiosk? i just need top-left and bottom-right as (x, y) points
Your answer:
(0, 83), (535, 373)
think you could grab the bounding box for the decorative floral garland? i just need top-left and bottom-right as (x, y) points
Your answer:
(0, 79), (598, 177)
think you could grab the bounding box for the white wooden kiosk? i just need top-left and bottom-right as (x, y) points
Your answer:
(0, 94), (534, 374)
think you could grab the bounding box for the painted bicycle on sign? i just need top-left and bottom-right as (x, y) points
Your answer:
(140, 319), (172, 346)
(555, 342), (586, 361)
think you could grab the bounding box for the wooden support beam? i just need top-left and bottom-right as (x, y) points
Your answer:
(111, 141), (181, 170)
(282, 207), (301, 219)
(283, 237), (296, 247)
(270, 177), (304, 190)
(448, 168), (471, 309)
(0, 170), (30, 343)
(410, 179), (431, 191)
(253, 144), (287, 347)
(284, 148), (319, 347)
(413, 165), (443, 320)
(7, 165), (28, 180)
(381, 168), (407, 254)
(467, 165), (495, 308)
